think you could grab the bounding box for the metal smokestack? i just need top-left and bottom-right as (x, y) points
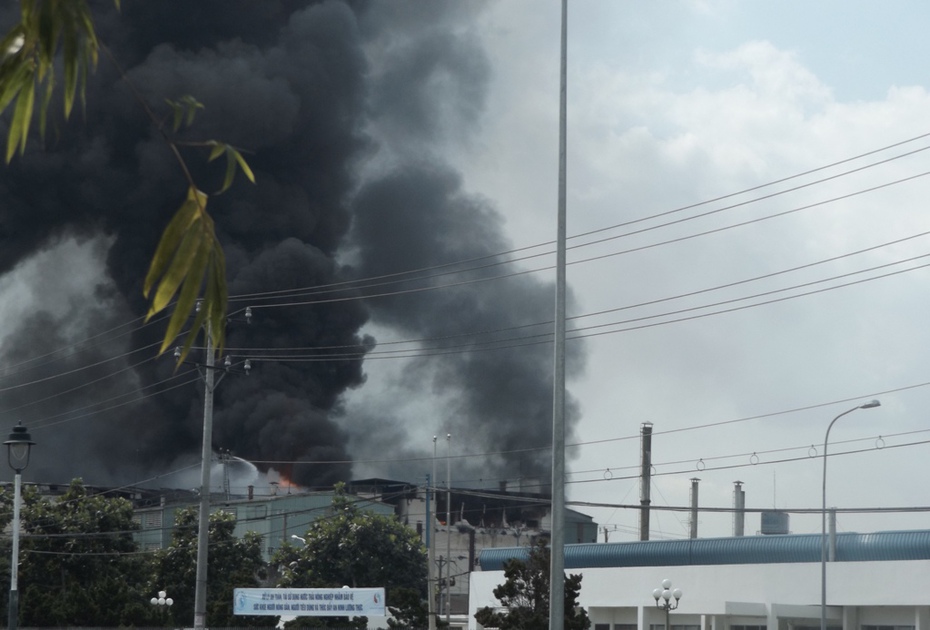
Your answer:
(639, 422), (653, 541)
(733, 481), (745, 537)
(689, 477), (700, 539)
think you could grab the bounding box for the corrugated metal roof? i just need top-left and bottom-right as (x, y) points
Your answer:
(477, 529), (930, 571)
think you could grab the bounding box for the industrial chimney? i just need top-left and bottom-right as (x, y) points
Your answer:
(733, 481), (745, 537)
(689, 478), (700, 539)
(639, 423), (653, 541)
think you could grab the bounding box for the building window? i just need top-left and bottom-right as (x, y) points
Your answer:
(595, 625), (610, 630)
(142, 511), (162, 529)
(673, 625), (700, 630)
(863, 626), (915, 630)
(246, 505), (266, 520)
(732, 626), (767, 630)
(615, 625), (637, 630)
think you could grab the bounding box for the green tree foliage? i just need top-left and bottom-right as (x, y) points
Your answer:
(274, 484), (429, 629)
(0, 479), (156, 627)
(0, 0), (255, 362)
(151, 506), (274, 628)
(474, 540), (591, 630)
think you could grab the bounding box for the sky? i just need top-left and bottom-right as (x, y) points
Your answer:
(350, 0), (930, 541)
(1, 1), (929, 544)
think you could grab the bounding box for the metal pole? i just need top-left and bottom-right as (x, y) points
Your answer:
(445, 433), (452, 625)
(194, 324), (216, 629)
(549, 1), (568, 629)
(8, 470), (22, 630)
(820, 400), (879, 630)
(428, 435), (437, 630)
(640, 423), (653, 541)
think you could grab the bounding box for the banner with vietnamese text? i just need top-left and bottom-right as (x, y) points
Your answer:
(233, 587), (386, 617)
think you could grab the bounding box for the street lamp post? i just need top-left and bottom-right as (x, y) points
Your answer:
(652, 579), (682, 630)
(445, 433), (451, 626)
(151, 590), (174, 625)
(5, 422), (35, 630)
(820, 400), (880, 630)
(428, 436), (437, 630)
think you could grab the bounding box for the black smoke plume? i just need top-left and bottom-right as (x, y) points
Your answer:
(0, 1), (585, 492)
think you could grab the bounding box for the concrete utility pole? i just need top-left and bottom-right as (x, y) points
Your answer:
(193, 324), (215, 630)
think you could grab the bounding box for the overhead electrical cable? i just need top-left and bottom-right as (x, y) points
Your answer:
(6, 137), (929, 386)
(22, 369), (202, 432)
(236, 253), (930, 363)
(228, 133), (930, 304)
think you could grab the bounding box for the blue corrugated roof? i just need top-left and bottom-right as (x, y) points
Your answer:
(477, 530), (930, 571)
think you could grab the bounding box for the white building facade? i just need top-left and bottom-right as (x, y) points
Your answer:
(469, 530), (930, 630)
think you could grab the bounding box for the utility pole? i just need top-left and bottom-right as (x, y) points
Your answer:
(191, 305), (252, 630)
(193, 323), (215, 630)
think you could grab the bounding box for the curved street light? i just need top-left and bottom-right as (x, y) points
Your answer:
(820, 400), (880, 630)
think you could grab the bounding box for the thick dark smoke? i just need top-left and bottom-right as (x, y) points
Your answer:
(347, 3), (586, 489)
(0, 1), (585, 492)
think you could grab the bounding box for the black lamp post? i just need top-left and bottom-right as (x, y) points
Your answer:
(5, 422), (35, 630)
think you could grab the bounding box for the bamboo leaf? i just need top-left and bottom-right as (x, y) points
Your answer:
(0, 64), (29, 114)
(207, 141), (225, 162)
(205, 234), (228, 355)
(7, 74), (34, 161)
(144, 188), (228, 363)
(148, 223), (205, 318)
(232, 148), (256, 183)
(143, 187), (202, 298)
(1, 0), (99, 156)
(161, 230), (210, 353)
(184, 101), (199, 127)
(0, 27), (26, 59)
(171, 104), (183, 133)
(62, 24), (77, 117)
(38, 74), (52, 138)
(217, 150), (236, 194)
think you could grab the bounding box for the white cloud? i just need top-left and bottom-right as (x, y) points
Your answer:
(450, 2), (930, 540)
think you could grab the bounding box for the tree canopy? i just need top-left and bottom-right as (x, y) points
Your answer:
(274, 484), (429, 629)
(474, 540), (591, 630)
(0, 479), (155, 627)
(0, 480), (276, 627)
(152, 506), (274, 628)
